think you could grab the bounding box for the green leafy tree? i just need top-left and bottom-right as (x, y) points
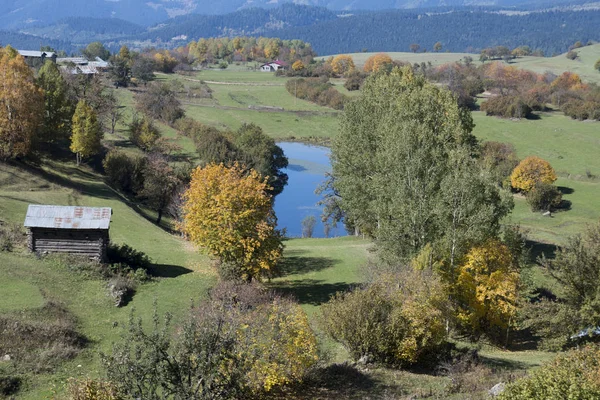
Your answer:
(70, 100), (103, 165)
(129, 116), (161, 152)
(131, 57), (156, 85)
(108, 55), (131, 88)
(139, 155), (180, 224)
(136, 82), (184, 123)
(331, 67), (510, 266)
(36, 60), (74, 142)
(527, 222), (600, 348)
(82, 42), (111, 61)
(232, 123), (288, 196)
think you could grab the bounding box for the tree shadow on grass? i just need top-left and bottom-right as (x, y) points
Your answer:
(270, 279), (357, 306)
(147, 264), (193, 278)
(526, 240), (558, 262)
(478, 355), (531, 371)
(277, 251), (337, 277)
(558, 186), (574, 195)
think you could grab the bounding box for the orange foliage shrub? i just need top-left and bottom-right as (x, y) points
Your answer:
(330, 54), (355, 76)
(363, 53), (393, 73)
(510, 156), (557, 192)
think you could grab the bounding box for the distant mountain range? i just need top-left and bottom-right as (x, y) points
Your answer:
(0, 0), (592, 30)
(1, 3), (599, 57)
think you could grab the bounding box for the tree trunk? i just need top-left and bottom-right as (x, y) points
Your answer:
(156, 208), (163, 225)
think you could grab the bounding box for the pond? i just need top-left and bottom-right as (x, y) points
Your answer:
(274, 142), (346, 238)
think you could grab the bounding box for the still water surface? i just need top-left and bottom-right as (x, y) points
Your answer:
(274, 142), (346, 238)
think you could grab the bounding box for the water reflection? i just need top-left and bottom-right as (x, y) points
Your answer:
(274, 142), (346, 238)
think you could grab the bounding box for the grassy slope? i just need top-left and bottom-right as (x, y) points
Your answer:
(0, 160), (215, 398)
(157, 70), (341, 139)
(509, 44), (600, 84)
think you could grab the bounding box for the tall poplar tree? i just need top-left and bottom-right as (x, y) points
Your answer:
(70, 100), (103, 165)
(0, 46), (44, 160)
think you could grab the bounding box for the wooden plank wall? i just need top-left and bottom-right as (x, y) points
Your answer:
(29, 228), (108, 261)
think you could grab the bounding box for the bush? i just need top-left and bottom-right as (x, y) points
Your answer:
(510, 156), (557, 192)
(498, 345), (600, 399)
(67, 378), (123, 400)
(0, 375), (21, 397)
(102, 150), (146, 196)
(0, 302), (86, 374)
(285, 78), (348, 110)
(344, 71), (364, 91)
(481, 95), (533, 118)
(526, 183), (562, 211)
(321, 268), (449, 367)
(566, 50), (578, 60)
(103, 283), (318, 399)
(106, 243), (151, 272)
(0, 221), (25, 252)
(480, 141), (519, 186)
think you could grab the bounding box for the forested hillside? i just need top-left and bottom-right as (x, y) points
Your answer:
(2, 4), (599, 57)
(274, 8), (600, 55)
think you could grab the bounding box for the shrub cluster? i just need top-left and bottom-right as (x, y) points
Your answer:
(285, 78), (348, 110)
(0, 302), (86, 374)
(526, 182), (562, 211)
(0, 221), (26, 252)
(498, 345), (600, 399)
(321, 268), (448, 367)
(480, 95), (533, 118)
(102, 149), (146, 196)
(103, 282), (318, 399)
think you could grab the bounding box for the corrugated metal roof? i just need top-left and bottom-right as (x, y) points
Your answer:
(18, 50), (56, 58)
(24, 205), (112, 230)
(57, 57), (88, 65)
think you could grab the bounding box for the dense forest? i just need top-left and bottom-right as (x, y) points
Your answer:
(273, 8), (600, 55)
(1, 4), (599, 59)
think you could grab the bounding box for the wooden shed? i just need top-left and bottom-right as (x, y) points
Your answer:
(24, 205), (112, 262)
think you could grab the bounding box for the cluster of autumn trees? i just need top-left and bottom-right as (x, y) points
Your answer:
(284, 77), (348, 110)
(0, 45), (123, 164)
(429, 60), (600, 120)
(184, 37), (315, 66)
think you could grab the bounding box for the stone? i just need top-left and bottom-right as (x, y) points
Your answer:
(489, 382), (506, 397)
(2, 354), (11, 361)
(542, 211), (552, 217)
(357, 354), (373, 366)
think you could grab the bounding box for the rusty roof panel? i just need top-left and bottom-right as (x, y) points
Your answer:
(24, 205), (112, 230)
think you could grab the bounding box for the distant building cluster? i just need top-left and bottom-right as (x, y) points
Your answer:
(17, 49), (108, 75)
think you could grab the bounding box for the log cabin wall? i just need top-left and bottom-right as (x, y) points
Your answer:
(28, 228), (109, 262)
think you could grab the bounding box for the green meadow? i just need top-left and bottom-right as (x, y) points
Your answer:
(1, 48), (599, 398)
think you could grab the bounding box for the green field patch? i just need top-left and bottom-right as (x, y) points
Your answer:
(0, 278), (45, 312)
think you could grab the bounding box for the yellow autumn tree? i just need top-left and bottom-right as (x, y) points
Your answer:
(363, 53), (393, 73)
(182, 163), (283, 280)
(455, 240), (520, 343)
(70, 100), (103, 165)
(292, 60), (305, 71)
(0, 46), (44, 160)
(330, 54), (355, 76)
(510, 156), (557, 192)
